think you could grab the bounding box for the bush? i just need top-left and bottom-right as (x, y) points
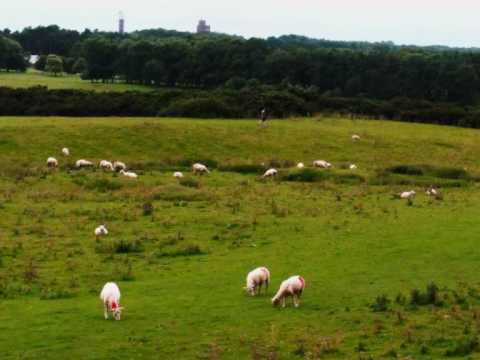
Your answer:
(179, 177), (200, 189)
(219, 164), (265, 174)
(142, 202), (154, 216)
(96, 239), (144, 254)
(370, 294), (391, 312)
(445, 337), (479, 357)
(283, 169), (326, 182)
(156, 243), (204, 258)
(410, 282), (441, 306)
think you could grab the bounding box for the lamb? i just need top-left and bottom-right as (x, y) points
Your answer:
(113, 161), (127, 172)
(245, 267), (270, 296)
(75, 159), (93, 168)
(173, 171), (184, 179)
(297, 162), (305, 169)
(426, 186), (442, 199)
(271, 275), (305, 308)
(400, 190), (416, 200)
(192, 163), (210, 175)
(349, 164), (358, 170)
(352, 134), (361, 141)
(313, 160), (332, 169)
(100, 282), (123, 320)
(262, 168), (278, 178)
(46, 157), (58, 168)
(99, 160), (114, 171)
(62, 147), (70, 156)
(95, 225), (108, 240)
(120, 170), (138, 179)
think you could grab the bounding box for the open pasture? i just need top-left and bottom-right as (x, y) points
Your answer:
(1, 117), (480, 359)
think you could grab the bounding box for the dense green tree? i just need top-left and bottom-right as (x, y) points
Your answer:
(72, 57), (87, 74)
(45, 54), (63, 76)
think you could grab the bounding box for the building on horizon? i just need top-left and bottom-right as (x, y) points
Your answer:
(196, 19), (211, 34)
(119, 12), (125, 34)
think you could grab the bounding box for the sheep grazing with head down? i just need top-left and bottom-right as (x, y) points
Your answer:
(297, 162), (305, 169)
(99, 160), (114, 171)
(352, 134), (361, 141)
(47, 157), (58, 168)
(349, 164), (358, 170)
(76, 159), (93, 168)
(313, 160), (332, 169)
(173, 171), (184, 179)
(113, 161), (127, 172)
(272, 275), (305, 308)
(62, 148), (70, 156)
(245, 267), (270, 296)
(95, 225), (108, 240)
(400, 190), (416, 200)
(100, 282), (123, 320)
(192, 163), (210, 175)
(262, 168), (278, 178)
(120, 170), (138, 179)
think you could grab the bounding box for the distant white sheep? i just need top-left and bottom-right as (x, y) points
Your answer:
(400, 190), (416, 200)
(99, 160), (114, 171)
(173, 171), (184, 179)
(192, 163), (210, 175)
(352, 134), (361, 141)
(95, 225), (108, 240)
(100, 282), (122, 320)
(297, 162), (305, 169)
(313, 160), (332, 169)
(426, 186), (438, 197)
(272, 275), (305, 308)
(120, 170), (138, 179)
(262, 168), (278, 178)
(113, 161), (127, 172)
(75, 159), (93, 168)
(245, 267), (270, 296)
(46, 157), (58, 168)
(349, 164), (358, 170)
(62, 148), (70, 156)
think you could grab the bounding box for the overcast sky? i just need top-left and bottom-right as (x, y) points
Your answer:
(3, 0), (480, 47)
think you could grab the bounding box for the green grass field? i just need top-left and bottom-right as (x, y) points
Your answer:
(1, 117), (480, 359)
(0, 69), (152, 92)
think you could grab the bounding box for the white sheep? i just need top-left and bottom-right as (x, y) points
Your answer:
(100, 282), (122, 320)
(99, 160), (114, 171)
(349, 164), (358, 170)
(192, 163), (210, 175)
(313, 160), (332, 169)
(46, 157), (58, 168)
(400, 190), (416, 200)
(297, 162), (305, 169)
(75, 159), (93, 168)
(352, 134), (361, 141)
(113, 161), (127, 172)
(262, 168), (278, 178)
(426, 186), (438, 197)
(173, 171), (184, 179)
(272, 275), (305, 308)
(120, 170), (138, 179)
(95, 225), (108, 240)
(62, 148), (70, 156)
(245, 267), (270, 296)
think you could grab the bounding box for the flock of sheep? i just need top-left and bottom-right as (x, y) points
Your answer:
(43, 133), (439, 320)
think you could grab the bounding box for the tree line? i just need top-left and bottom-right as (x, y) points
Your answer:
(0, 36), (27, 72)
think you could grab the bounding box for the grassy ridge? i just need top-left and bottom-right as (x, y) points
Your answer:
(0, 70), (152, 92)
(1, 117), (480, 359)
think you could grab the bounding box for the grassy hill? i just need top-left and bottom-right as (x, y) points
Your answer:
(1, 117), (480, 359)
(0, 69), (152, 92)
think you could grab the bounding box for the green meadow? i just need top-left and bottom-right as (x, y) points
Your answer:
(1, 117), (480, 359)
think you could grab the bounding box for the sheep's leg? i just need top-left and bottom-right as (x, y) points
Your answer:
(104, 303), (109, 320)
(282, 297), (286, 308)
(265, 280), (269, 294)
(294, 295), (299, 308)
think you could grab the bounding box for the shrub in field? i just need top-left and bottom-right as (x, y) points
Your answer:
(179, 177), (200, 189)
(445, 337), (479, 357)
(142, 202), (154, 216)
(370, 294), (391, 312)
(23, 258), (38, 283)
(409, 282), (441, 306)
(156, 243), (204, 258)
(218, 164), (265, 174)
(96, 239), (144, 254)
(283, 169), (326, 182)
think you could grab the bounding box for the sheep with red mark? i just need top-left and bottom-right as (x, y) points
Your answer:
(272, 275), (305, 308)
(100, 282), (123, 320)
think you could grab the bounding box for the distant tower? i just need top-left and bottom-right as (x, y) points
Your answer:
(118, 11), (125, 34)
(196, 19), (211, 34)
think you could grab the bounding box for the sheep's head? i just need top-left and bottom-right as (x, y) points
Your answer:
(244, 285), (255, 296)
(113, 308), (122, 320)
(271, 297), (281, 306)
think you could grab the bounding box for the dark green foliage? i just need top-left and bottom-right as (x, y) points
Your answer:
(409, 282), (441, 306)
(156, 243), (204, 258)
(179, 178), (200, 189)
(96, 239), (144, 254)
(385, 164), (471, 180)
(143, 202), (154, 216)
(219, 164), (265, 174)
(283, 169), (365, 184)
(83, 178), (123, 192)
(370, 294), (391, 312)
(445, 337), (479, 357)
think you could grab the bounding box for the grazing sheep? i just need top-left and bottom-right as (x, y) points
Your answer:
(426, 186), (442, 199)
(75, 159), (93, 168)
(120, 169), (138, 179)
(262, 168), (278, 178)
(100, 282), (122, 320)
(352, 134), (361, 141)
(99, 160), (114, 171)
(272, 275), (305, 308)
(192, 163), (210, 175)
(349, 164), (358, 170)
(400, 190), (416, 200)
(113, 161), (127, 172)
(245, 267), (270, 296)
(297, 162), (305, 169)
(46, 157), (58, 168)
(173, 171), (184, 179)
(62, 148), (70, 156)
(313, 160), (332, 169)
(95, 225), (108, 240)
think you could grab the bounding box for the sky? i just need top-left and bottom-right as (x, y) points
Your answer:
(2, 0), (480, 47)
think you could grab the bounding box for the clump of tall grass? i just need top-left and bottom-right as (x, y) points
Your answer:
(155, 243), (204, 258)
